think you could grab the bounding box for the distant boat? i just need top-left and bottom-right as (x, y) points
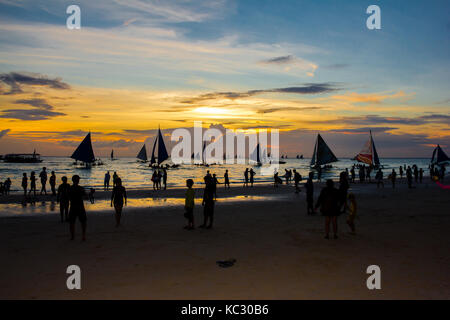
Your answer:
(110, 149), (117, 161)
(71, 133), (97, 167)
(310, 134), (338, 168)
(251, 143), (262, 166)
(136, 144), (148, 162)
(355, 130), (381, 167)
(4, 149), (42, 163)
(300, 154), (304, 159)
(150, 127), (169, 167)
(431, 144), (450, 165)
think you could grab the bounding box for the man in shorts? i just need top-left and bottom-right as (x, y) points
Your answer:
(68, 175), (87, 241)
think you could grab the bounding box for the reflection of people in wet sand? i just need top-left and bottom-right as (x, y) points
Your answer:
(68, 175), (87, 241)
(315, 179), (341, 239)
(111, 178), (127, 227)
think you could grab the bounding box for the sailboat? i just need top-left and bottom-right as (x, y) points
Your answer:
(310, 134), (338, 168)
(149, 127), (170, 167)
(71, 132), (96, 168)
(431, 144), (450, 165)
(355, 130), (381, 168)
(110, 149), (117, 161)
(136, 144), (148, 162)
(251, 143), (263, 166)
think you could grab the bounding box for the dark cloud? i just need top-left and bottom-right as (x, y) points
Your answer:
(314, 115), (446, 126)
(255, 106), (324, 114)
(0, 72), (70, 95)
(418, 114), (450, 123)
(329, 127), (397, 134)
(182, 83), (340, 103)
(0, 109), (66, 121)
(14, 98), (54, 110)
(260, 55), (296, 65)
(0, 129), (10, 139)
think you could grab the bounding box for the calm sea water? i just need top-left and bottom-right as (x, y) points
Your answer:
(0, 157), (433, 193)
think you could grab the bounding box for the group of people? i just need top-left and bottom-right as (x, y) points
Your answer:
(18, 167), (58, 197)
(0, 178), (12, 195)
(150, 169), (168, 190)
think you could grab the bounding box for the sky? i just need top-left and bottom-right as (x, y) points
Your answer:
(0, 0), (449, 158)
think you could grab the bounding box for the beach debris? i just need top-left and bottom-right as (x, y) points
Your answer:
(216, 258), (236, 268)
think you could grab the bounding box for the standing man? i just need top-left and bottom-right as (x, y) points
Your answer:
(68, 175), (87, 241)
(39, 167), (48, 195)
(293, 169), (302, 193)
(57, 176), (70, 222)
(104, 171), (111, 191)
(22, 173), (28, 196)
(163, 168), (168, 190)
(49, 171), (57, 196)
(224, 170), (230, 188)
(304, 172), (315, 215)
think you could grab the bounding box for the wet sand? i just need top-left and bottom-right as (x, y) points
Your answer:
(0, 180), (449, 299)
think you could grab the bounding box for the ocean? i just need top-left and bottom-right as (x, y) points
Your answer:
(0, 157), (433, 193)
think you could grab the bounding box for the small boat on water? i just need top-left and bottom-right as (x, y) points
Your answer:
(355, 130), (381, 168)
(430, 144), (450, 165)
(136, 144), (148, 163)
(110, 149), (117, 161)
(3, 150), (43, 163)
(71, 132), (103, 168)
(149, 127), (179, 168)
(310, 134), (338, 169)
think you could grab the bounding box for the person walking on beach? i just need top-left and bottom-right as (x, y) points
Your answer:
(406, 166), (413, 188)
(111, 178), (127, 227)
(414, 165), (419, 183)
(399, 166), (403, 179)
(3, 178), (11, 195)
(293, 169), (302, 193)
(375, 168), (384, 188)
(224, 170), (230, 188)
(29, 171), (37, 196)
(346, 193), (357, 235)
(157, 170), (162, 189)
(57, 176), (70, 222)
(151, 171), (158, 190)
(249, 168), (255, 187)
(274, 171), (283, 187)
(104, 171), (111, 191)
(49, 171), (56, 196)
(315, 179), (341, 239)
(184, 179), (195, 230)
(22, 173), (28, 196)
(359, 166), (365, 183)
(200, 179), (215, 229)
(244, 168), (249, 187)
(162, 168), (167, 190)
(304, 172), (314, 215)
(390, 169), (397, 189)
(39, 167), (47, 195)
(419, 168), (423, 183)
(68, 175), (87, 241)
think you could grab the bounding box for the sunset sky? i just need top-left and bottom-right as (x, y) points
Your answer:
(0, 0), (449, 158)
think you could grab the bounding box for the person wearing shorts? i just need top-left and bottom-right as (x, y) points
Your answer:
(111, 178), (127, 227)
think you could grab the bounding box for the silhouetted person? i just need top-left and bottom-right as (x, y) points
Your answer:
(39, 167), (47, 195)
(22, 173), (28, 196)
(157, 170), (162, 189)
(200, 180), (215, 229)
(162, 168), (167, 190)
(390, 169), (397, 189)
(249, 168), (255, 187)
(339, 171), (349, 212)
(104, 171), (111, 191)
(68, 175), (87, 241)
(304, 172), (314, 215)
(111, 178), (127, 227)
(184, 179), (195, 230)
(317, 166), (322, 182)
(49, 171), (56, 196)
(399, 166), (403, 179)
(359, 166), (365, 183)
(224, 170), (230, 188)
(375, 169), (384, 188)
(414, 165), (419, 183)
(274, 172), (283, 187)
(29, 171), (36, 196)
(315, 179), (341, 239)
(244, 168), (249, 187)
(406, 166), (413, 188)
(57, 176), (70, 222)
(113, 171), (118, 187)
(293, 169), (302, 193)
(212, 173), (219, 200)
(151, 171), (158, 190)
(350, 167), (355, 183)
(4, 178), (11, 195)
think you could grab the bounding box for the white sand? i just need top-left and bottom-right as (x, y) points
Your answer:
(0, 180), (449, 299)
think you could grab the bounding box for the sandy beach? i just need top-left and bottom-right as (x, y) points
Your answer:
(0, 179), (449, 300)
